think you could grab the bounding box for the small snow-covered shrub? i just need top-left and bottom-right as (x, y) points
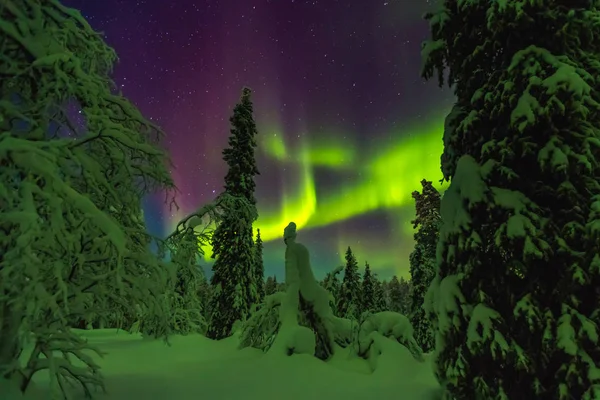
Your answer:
(356, 311), (424, 362)
(239, 292), (284, 351)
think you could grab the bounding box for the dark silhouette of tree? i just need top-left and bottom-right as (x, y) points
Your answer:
(336, 247), (361, 319)
(360, 262), (376, 314)
(409, 179), (440, 352)
(422, 1), (600, 398)
(207, 87), (260, 339)
(254, 228), (265, 304)
(0, 0), (175, 395)
(264, 276), (277, 296)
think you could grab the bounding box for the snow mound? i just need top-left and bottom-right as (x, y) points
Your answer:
(22, 329), (440, 400)
(358, 311), (425, 364)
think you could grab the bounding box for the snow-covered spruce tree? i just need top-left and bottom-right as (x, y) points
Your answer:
(408, 179), (440, 353)
(167, 227), (206, 335)
(254, 228), (265, 305)
(422, 1), (600, 398)
(0, 0), (175, 397)
(207, 87), (260, 340)
(321, 265), (343, 315)
(336, 247), (362, 319)
(372, 273), (387, 312)
(361, 262), (376, 314)
(167, 194), (245, 332)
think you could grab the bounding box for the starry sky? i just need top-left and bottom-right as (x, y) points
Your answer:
(63, 0), (455, 281)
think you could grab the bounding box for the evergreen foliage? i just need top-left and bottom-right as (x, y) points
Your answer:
(254, 228), (265, 305)
(207, 87), (260, 340)
(387, 276), (411, 315)
(321, 265), (343, 315)
(360, 262), (376, 314)
(422, 1), (600, 398)
(264, 276), (278, 296)
(372, 273), (387, 312)
(168, 228), (206, 335)
(336, 247), (362, 319)
(408, 179), (440, 352)
(0, 0), (175, 396)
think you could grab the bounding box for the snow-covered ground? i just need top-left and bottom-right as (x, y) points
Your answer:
(24, 329), (441, 400)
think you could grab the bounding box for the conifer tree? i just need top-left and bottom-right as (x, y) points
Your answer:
(336, 247), (361, 319)
(372, 273), (387, 312)
(388, 276), (411, 315)
(254, 228), (265, 304)
(0, 0), (175, 395)
(168, 228), (205, 334)
(207, 87), (260, 340)
(321, 265), (343, 314)
(422, 1), (600, 398)
(409, 179), (440, 352)
(264, 276), (277, 296)
(360, 262), (376, 314)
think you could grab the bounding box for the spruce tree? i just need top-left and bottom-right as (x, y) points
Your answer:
(409, 179), (440, 352)
(168, 228), (205, 334)
(372, 273), (387, 312)
(388, 276), (411, 315)
(360, 262), (376, 314)
(264, 276), (277, 296)
(207, 87), (260, 340)
(422, 1), (600, 398)
(254, 228), (265, 304)
(0, 0), (175, 395)
(337, 247), (361, 319)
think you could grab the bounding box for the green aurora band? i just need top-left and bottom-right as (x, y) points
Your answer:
(195, 117), (447, 271)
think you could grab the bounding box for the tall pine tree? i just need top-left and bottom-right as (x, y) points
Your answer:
(422, 1), (600, 398)
(254, 228), (265, 304)
(207, 87), (260, 340)
(336, 247), (361, 319)
(408, 179), (440, 352)
(360, 262), (376, 314)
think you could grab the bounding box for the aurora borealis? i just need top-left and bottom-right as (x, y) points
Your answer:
(63, 0), (455, 280)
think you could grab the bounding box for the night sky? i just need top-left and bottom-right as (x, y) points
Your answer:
(63, 0), (455, 280)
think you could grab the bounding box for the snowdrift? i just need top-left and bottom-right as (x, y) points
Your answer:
(18, 329), (441, 400)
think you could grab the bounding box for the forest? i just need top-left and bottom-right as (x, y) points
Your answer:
(1, 0), (600, 400)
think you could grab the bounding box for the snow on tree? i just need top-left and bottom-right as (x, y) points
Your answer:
(372, 273), (388, 312)
(0, 0), (176, 397)
(207, 87), (260, 339)
(240, 222), (353, 359)
(168, 196), (243, 327)
(357, 312), (424, 366)
(240, 223), (426, 372)
(254, 228), (265, 304)
(360, 262), (376, 314)
(166, 226), (206, 335)
(337, 247), (362, 319)
(409, 179), (440, 353)
(422, 1), (600, 398)
(321, 265), (343, 315)
(264, 276), (277, 296)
